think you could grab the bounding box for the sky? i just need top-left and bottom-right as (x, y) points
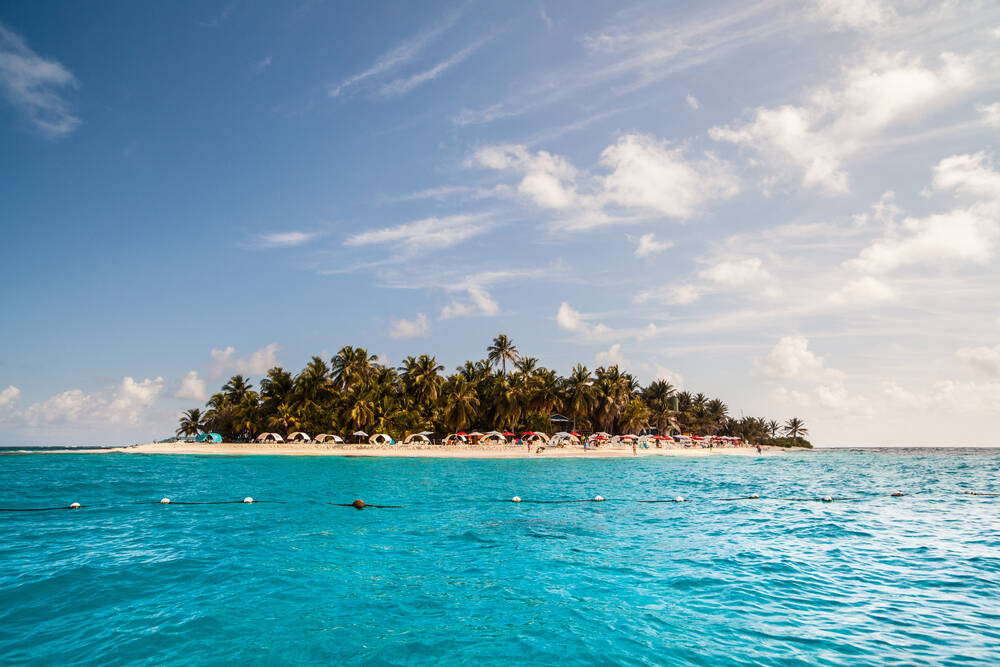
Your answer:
(1, 0), (999, 447)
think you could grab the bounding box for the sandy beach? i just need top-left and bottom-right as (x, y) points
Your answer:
(60, 442), (803, 457)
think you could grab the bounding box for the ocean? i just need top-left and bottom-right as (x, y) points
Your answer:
(1, 449), (998, 665)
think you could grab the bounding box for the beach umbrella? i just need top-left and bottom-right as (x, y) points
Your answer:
(456, 431), (468, 436)
(502, 431), (515, 436)
(570, 431), (581, 437)
(353, 430), (368, 437)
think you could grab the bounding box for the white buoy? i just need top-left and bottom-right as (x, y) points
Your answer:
(511, 496), (522, 503)
(159, 498), (171, 504)
(243, 497), (254, 503)
(748, 494), (759, 499)
(822, 496), (833, 502)
(69, 502), (81, 509)
(594, 495), (605, 502)
(674, 496), (686, 503)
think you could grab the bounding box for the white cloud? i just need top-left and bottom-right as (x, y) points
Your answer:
(19, 376), (164, 427)
(979, 102), (1000, 129)
(710, 51), (974, 194)
(685, 93), (700, 110)
(653, 364), (684, 388)
(329, 12), (460, 97)
(599, 134), (740, 219)
(175, 370), (208, 401)
(556, 302), (659, 343)
(884, 379), (1000, 415)
(389, 313), (430, 339)
(557, 302), (586, 331)
(344, 214), (492, 251)
(755, 335), (844, 382)
(634, 284), (701, 306)
(210, 343), (281, 376)
(849, 153), (1000, 273)
(0, 21), (79, 138)
(471, 134), (739, 228)
(828, 276), (896, 306)
(252, 231), (318, 248)
(596, 343), (628, 367)
(0, 385), (20, 408)
(813, 0), (889, 29)
(698, 257), (769, 286)
(379, 36), (491, 97)
(105, 377), (165, 424)
(957, 345), (1000, 378)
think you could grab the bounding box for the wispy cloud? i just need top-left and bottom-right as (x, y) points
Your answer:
(250, 231), (319, 248)
(344, 213), (492, 252)
(0, 21), (79, 138)
(379, 35), (493, 97)
(329, 11), (461, 98)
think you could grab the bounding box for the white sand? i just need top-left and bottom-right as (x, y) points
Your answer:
(58, 441), (802, 458)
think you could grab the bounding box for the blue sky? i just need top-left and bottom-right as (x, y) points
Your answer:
(2, 0), (999, 446)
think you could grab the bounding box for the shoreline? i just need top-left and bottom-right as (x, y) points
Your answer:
(34, 441), (804, 458)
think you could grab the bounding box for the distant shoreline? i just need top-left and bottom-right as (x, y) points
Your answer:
(18, 441), (804, 458)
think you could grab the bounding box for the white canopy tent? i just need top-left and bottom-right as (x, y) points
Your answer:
(255, 432), (284, 443)
(287, 432), (311, 442)
(403, 433), (431, 444)
(479, 431), (507, 444)
(369, 433), (393, 445)
(315, 434), (344, 443)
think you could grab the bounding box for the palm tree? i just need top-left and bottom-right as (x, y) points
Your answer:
(618, 397), (649, 434)
(487, 334), (519, 376)
(400, 354), (445, 408)
(765, 419), (780, 438)
(783, 417), (808, 442)
(444, 376), (480, 432)
(331, 346), (376, 392)
(222, 375), (251, 404)
(563, 364), (593, 433)
(642, 380), (675, 435)
(176, 408), (205, 437)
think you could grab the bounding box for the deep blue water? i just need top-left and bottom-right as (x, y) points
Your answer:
(1, 449), (999, 666)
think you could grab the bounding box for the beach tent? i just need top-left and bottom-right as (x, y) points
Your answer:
(638, 434), (658, 447)
(314, 434), (344, 443)
(550, 432), (580, 447)
(444, 433), (468, 445)
(287, 432), (311, 443)
(523, 431), (550, 444)
(196, 433), (223, 443)
(479, 431), (507, 444)
(369, 433), (392, 445)
(255, 432), (284, 443)
(403, 433), (430, 444)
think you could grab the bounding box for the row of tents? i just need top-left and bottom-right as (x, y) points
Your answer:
(181, 431), (745, 447)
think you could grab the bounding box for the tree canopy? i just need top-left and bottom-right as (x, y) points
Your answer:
(180, 335), (806, 444)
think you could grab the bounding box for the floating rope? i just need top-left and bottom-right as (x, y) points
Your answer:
(0, 504), (83, 512)
(328, 499), (403, 509)
(0, 491), (996, 514)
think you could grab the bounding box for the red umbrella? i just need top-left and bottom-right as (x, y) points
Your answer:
(456, 432), (468, 436)
(570, 431), (581, 437)
(522, 431), (535, 436)
(502, 431), (515, 436)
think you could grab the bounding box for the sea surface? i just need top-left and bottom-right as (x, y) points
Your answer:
(1, 449), (999, 666)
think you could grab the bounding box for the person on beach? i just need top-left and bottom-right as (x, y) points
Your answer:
(755, 444), (762, 454)
(632, 441), (637, 456)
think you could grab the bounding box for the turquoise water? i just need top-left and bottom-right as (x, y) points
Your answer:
(1, 450), (999, 665)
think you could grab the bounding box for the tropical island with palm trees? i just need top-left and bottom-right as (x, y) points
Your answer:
(102, 335), (815, 458)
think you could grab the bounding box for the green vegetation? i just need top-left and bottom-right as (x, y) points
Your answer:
(178, 335), (808, 443)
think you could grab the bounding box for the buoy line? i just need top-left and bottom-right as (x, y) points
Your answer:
(0, 491), (996, 514)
